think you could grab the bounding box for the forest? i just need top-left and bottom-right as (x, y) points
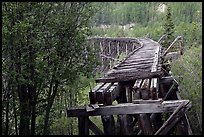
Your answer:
(2, 2), (202, 135)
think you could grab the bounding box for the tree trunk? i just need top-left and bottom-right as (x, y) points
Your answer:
(12, 86), (18, 135)
(5, 98), (9, 135)
(18, 84), (30, 135)
(43, 81), (59, 135)
(29, 85), (37, 135)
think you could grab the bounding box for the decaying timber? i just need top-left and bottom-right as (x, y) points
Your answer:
(67, 36), (192, 135)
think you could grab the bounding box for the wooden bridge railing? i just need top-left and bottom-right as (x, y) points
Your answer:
(87, 37), (141, 73)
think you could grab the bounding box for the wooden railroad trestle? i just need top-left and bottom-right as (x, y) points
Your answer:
(67, 36), (192, 135)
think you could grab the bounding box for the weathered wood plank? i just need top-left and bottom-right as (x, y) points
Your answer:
(127, 55), (155, 62)
(138, 114), (153, 135)
(163, 82), (176, 100)
(151, 113), (163, 133)
(89, 92), (96, 104)
(116, 64), (152, 70)
(133, 79), (143, 89)
(101, 115), (115, 135)
(104, 91), (112, 105)
(125, 86), (132, 103)
(110, 83), (119, 101)
(113, 44), (144, 69)
(96, 90), (104, 104)
(92, 83), (107, 92)
(67, 100), (190, 117)
(118, 115), (133, 135)
(96, 71), (162, 83)
(100, 82), (114, 93)
(132, 79), (143, 100)
(154, 101), (191, 135)
(86, 104), (100, 112)
(93, 83), (114, 104)
(117, 57), (154, 65)
(88, 119), (103, 135)
(133, 98), (163, 104)
(175, 91), (193, 135)
(150, 78), (158, 100)
(119, 60), (153, 67)
(151, 46), (160, 72)
(163, 36), (183, 56)
(160, 76), (174, 84)
(78, 116), (89, 135)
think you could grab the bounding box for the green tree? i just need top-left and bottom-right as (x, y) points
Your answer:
(163, 5), (175, 48)
(2, 2), (97, 135)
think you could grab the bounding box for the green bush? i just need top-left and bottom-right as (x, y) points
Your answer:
(170, 45), (202, 134)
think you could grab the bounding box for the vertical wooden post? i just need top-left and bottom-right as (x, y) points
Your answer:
(125, 86), (132, 103)
(78, 116), (89, 135)
(138, 114), (153, 135)
(118, 115), (133, 135)
(125, 43), (128, 56)
(89, 92), (96, 104)
(117, 41), (120, 57)
(150, 78), (163, 133)
(137, 79), (153, 135)
(100, 41), (104, 70)
(101, 115), (115, 135)
(116, 81), (135, 135)
(150, 113), (163, 133)
(132, 43), (135, 51)
(108, 41), (112, 69)
(175, 90), (193, 135)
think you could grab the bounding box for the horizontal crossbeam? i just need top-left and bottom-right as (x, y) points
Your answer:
(67, 100), (191, 117)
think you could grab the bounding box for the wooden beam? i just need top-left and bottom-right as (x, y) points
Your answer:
(87, 37), (139, 42)
(116, 64), (152, 70)
(110, 83), (119, 101)
(67, 100), (190, 117)
(125, 86), (132, 103)
(119, 60), (153, 67)
(163, 82), (176, 100)
(151, 113), (163, 133)
(163, 36), (183, 56)
(138, 114), (153, 135)
(150, 78), (158, 100)
(133, 98), (163, 104)
(101, 115), (115, 135)
(160, 76), (174, 84)
(107, 67), (152, 75)
(93, 83), (114, 104)
(95, 71), (162, 83)
(154, 101), (191, 135)
(175, 91), (193, 135)
(78, 116), (89, 135)
(118, 115), (133, 135)
(158, 34), (166, 43)
(88, 119), (103, 135)
(151, 46), (160, 72)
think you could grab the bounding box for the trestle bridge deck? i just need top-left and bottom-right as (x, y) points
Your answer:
(67, 36), (192, 135)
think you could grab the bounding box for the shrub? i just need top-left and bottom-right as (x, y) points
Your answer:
(170, 45), (202, 134)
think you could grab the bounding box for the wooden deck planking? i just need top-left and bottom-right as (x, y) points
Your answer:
(96, 38), (162, 83)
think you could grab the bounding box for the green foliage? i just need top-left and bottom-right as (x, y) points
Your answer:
(2, 2), (202, 135)
(89, 2), (202, 47)
(2, 2), (98, 135)
(170, 45), (202, 134)
(162, 5), (175, 48)
(50, 117), (78, 135)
